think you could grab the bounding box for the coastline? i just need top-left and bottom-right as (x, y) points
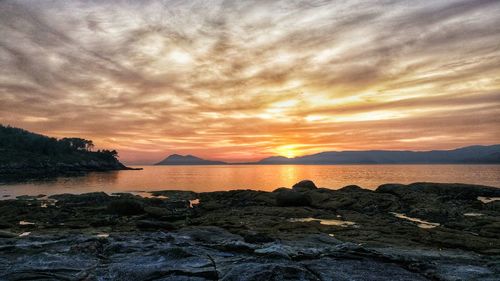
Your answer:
(0, 181), (499, 280)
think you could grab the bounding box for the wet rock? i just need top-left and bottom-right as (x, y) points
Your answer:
(254, 243), (295, 259)
(136, 220), (175, 230)
(199, 190), (275, 209)
(302, 257), (428, 281)
(377, 182), (500, 201)
(0, 230), (17, 238)
(144, 206), (187, 221)
(150, 190), (198, 201)
(50, 192), (111, 206)
(178, 226), (243, 244)
(242, 231), (274, 244)
(0, 222), (12, 229)
(90, 217), (117, 227)
(292, 180), (317, 192)
(221, 263), (319, 281)
(108, 199), (144, 216)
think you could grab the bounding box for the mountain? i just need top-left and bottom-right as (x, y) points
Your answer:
(0, 124), (132, 176)
(256, 145), (500, 164)
(156, 154), (227, 165)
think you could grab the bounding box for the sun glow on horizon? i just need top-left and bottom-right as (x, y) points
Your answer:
(275, 145), (299, 159)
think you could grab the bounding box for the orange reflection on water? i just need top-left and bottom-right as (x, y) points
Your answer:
(1, 165), (499, 197)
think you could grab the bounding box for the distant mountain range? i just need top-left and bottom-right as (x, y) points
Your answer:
(156, 145), (500, 165)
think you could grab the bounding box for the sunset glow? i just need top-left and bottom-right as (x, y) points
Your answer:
(1, 0), (499, 164)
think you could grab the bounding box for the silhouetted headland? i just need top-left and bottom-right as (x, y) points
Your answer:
(0, 125), (137, 177)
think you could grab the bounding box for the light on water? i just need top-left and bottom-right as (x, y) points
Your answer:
(1, 165), (499, 197)
(477, 197), (500, 204)
(289, 217), (356, 227)
(391, 212), (440, 229)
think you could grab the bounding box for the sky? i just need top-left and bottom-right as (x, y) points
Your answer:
(0, 0), (499, 164)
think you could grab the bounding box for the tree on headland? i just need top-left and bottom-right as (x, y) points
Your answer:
(0, 124), (116, 159)
(60, 138), (95, 151)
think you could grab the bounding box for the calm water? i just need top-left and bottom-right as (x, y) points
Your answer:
(1, 165), (499, 198)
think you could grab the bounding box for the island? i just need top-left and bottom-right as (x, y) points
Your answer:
(156, 145), (500, 165)
(0, 180), (499, 280)
(0, 125), (134, 177)
(156, 154), (227, 165)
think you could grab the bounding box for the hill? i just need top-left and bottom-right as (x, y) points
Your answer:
(156, 154), (227, 165)
(257, 145), (500, 164)
(0, 125), (131, 176)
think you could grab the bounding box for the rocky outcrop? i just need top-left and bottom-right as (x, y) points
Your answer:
(1, 181), (499, 280)
(292, 179), (318, 191)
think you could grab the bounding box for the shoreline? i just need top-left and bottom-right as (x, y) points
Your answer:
(1, 181), (499, 280)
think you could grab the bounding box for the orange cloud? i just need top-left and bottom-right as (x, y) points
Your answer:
(0, 0), (499, 164)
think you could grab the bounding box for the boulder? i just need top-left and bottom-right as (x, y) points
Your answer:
(292, 180), (317, 192)
(107, 199), (144, 216)
(275, 190), (312, 207)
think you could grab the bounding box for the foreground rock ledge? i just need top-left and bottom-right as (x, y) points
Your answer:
(0, 181), (499, 280)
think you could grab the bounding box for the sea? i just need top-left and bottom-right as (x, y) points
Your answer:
(1, 164), (499, 198)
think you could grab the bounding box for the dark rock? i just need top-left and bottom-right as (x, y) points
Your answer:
(136, 220), (175, 230)
(0, 230), (17, 238)
(149, 190), (198, 200)
(50, 192), (111, 206)
(302, 257), (428, 281)
(275, 190), (312, 207)
(272, 187), (289, 193)
(339, 185), (364, 192)
(242, 232), (275, 244)
(108, 199), (144, 216)
(377, 182), (500, 200)
(90, 217), (117, 227)
(221, 263), (319, 281)
(292, 180), (317, 192)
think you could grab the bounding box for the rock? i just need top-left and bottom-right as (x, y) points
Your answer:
(90, 217), (117, 227)
(377, 182), (500, 201)
(242, 231), (274, 244)
(177, 226), (243, 244)
(50, 192), (111, 206)
(221, 263), (319, 281)
(275, 190), (312, 207)
(254, 243), (295, 259)
(292, 180), (317, 192)
(0, 230), (17, 238)
(108, 199), (144, 216)
(339, 185), (364, 192)
(302, 257), (428, 281)
(136, 220), (175, 230)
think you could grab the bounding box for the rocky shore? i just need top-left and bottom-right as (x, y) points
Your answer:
(0, 159), (139, 180)
(0, 181), (499, 280)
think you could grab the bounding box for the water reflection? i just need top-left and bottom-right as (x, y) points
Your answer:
(1, 165), (499, 197)
(390, 212), (440, 229)
(289, 217), (356, 227)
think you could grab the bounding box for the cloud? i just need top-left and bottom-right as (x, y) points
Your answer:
(0, 0), (499, 164)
